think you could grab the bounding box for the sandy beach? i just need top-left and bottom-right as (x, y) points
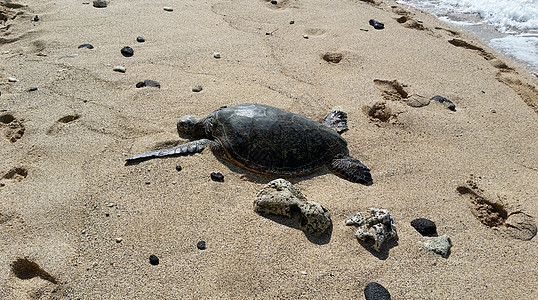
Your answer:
(1, 0), (537, 299)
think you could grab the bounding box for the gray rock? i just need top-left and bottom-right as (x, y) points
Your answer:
(93, 0), (108, 8)
(346, 208), (397, 252)
(406, 94), (431, 107)
(419, 235), (452, 258)
(192, 85), (203, 92)
(254, 179), (331, 235)
(431, 95), (456, 111)
(364, 282), (391, 300)
(144, 80), (160, 88)
(113, 66), (126, 73)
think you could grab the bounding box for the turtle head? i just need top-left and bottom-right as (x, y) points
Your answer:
(177, 115), (205, 139)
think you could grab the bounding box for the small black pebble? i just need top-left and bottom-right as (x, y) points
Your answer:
(121, 46), (134, 57)
(105, 213), (110, 217)
(411, 218), (437, 236)
(27, 87), (38, 92)
(145, 181), (150, 185)
(290, 20), (295, 24)
(197, 241), (206, 250)
(33, 15), (39, 22)
(149, 254), (159, 265)
(369, 19), (385, 30)
(271, 0), (278, 4)
(175, 165), (182, 171)
(135, 81), (146, 88)
(364, 282), (391, 300)
(144, 79), (161, 88)
(136, 36), (145, 43)
(210, 172), (224, 182)
(78, 44), (94, 49)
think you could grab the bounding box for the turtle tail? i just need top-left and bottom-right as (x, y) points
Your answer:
(126, 139), (210, 161)
(329, 154), (373, 185)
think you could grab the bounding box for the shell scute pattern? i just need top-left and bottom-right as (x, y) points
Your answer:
(212, 104), (347, 174)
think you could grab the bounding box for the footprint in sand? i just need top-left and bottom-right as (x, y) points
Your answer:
(363, 101), (399, 123)
(46, 114), (80, 135)
(10, 258), (57, 284)
(392, 7), (427, 31)
(0, 113), (25, 143)
(373, 79), (432, 108)
(448, 38), (495, 60)
(0, 167), (27, 188)
(456, 176), (537, 241)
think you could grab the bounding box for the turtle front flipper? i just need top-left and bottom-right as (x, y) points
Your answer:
(329, 154), (372, 185)
(126, 139), (210, 161)
(322, 108), (348, 134)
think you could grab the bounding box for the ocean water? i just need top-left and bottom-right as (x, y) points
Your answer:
(397, 0), (538, 73)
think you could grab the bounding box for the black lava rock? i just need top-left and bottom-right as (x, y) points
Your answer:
(78, 44), (94, 49)
(135, 81), (146, 88)
(364, 282), (391, 300)
(121, 46), (134, 57)
(144, 79), (161, 88)
(431, 95), (456, 111)
(271, 0), (278, 4)
(369, 19), (385, 30)
(175, 165), (182, 172)
(136, 36), (145, 43)
(197, 240), (206, 250)
(411, 218), (437, 236)
(33, 15), (39, 22)
(149, 254), (159, 265)
(210, 172), (224, 182)
(27, 87), (38, 92)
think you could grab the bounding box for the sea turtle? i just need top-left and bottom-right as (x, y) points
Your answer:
(126, 104), (372, 184)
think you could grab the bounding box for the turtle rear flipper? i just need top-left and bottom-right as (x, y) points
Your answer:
(126, 139), (210, 161)
(329, 154), (372, 185)
(323, 108), (348, 134)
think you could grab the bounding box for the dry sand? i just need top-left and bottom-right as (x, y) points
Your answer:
(1, 0), (537, 299)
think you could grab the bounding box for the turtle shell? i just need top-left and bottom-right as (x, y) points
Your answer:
(208, 104), (348, 175)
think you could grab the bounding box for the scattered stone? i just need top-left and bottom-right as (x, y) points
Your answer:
(78, 44), (94, 49)
(300, 270), (307, 275)
(303, 34), (309, 39)
(135, 81), (145, 88)
(145, 181), (150, 185)
(322, 52), (343, 63)
(289, 20), (295, 24)
(149, 254), (159, 265)
(254, 179), (332, 235)
(364, 282), (391, 300)
(144, 79), (160, 88)
(33, 15), (39, 22)
(175, 165), (182, 172)
(197, 240), (206, 250)
(410, 218), (437, 236)
(213, 52), (221, 59)
(345, 208), (397, 252)
(27, 87), (38, 92)
(136, 36), (145, 43)
(360, 28), (369, 31)
(419, 235), (452, 258)
(93, 0), (108, 8)
(210, 172), (224, 182)
(431, 95), (456, 111)
(121, 46), (134, 57)
(369, 19), (385, 30)
(192, 85), (203, 92)
(115, 237), (122, 243)
(163, 7), (174, 12)
(8, 77), (18, 83)
(107, 202), (115, 207)
(406, 94), (431, 107)
(113, 66), (126, 73)
(271, 0), (278, 4)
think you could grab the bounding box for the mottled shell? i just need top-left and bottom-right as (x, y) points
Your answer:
(206, 104), (348, 175)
